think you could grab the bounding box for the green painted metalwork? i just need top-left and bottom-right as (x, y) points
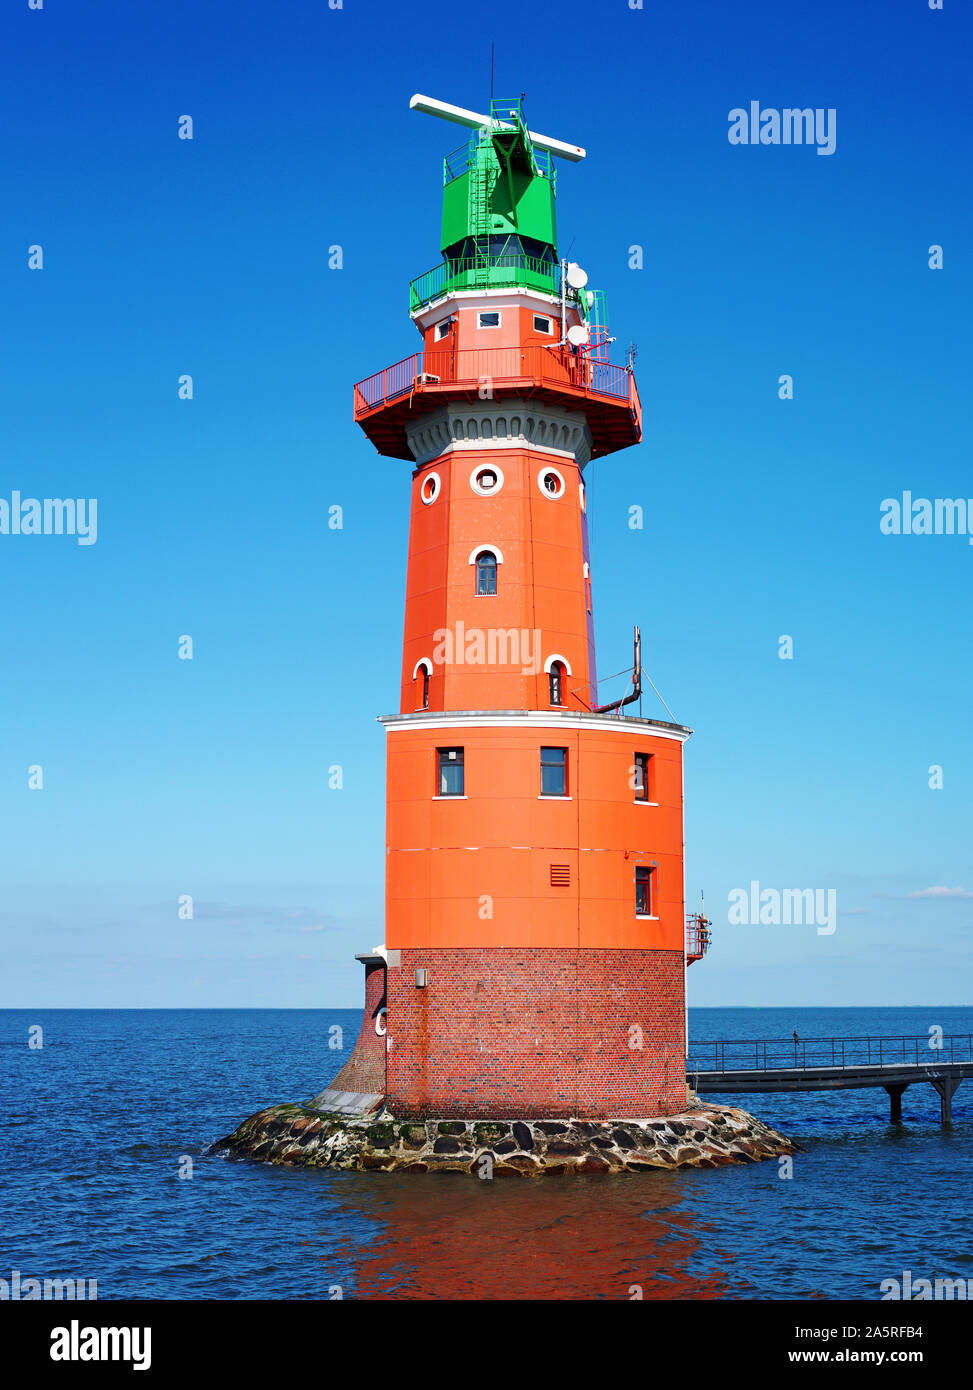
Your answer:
(579, 287), (608, 326)
(438, 97), (557, 269)
(411, 94), (611, 331)
(443, 136), (557, 188)
(442, 168), (556, 252)
(410, 253), (560, 312)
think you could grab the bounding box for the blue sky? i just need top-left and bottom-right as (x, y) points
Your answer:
(1, 0), (969, 1008)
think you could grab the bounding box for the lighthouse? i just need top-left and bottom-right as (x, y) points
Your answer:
(330, 94), (709, 1122)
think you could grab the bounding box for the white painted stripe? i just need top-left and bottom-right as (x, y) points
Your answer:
(411, 288), (565, 325)
(379, 711), (691, 741)
(413, 438), (579, 463)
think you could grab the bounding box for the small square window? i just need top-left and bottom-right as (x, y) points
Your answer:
(635, 865), (656, 917)
(540, 746), (567, 797)
(435, 320), (451, 341)
(533, 314), (552, 334)
(437, 747), (464, 796)
(477, 311), (501, 329)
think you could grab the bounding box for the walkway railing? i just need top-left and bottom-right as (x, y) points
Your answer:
(687, 1034), (973, 1074)
(410, 254), (560, 311)
(685, 913), (711, 964)
(353, 346), (640, 423)
(353, 354), (422, 412)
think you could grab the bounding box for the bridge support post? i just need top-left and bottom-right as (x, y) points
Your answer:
(931, 1076), (961, 1127)
(884, 1084), (906, 1124)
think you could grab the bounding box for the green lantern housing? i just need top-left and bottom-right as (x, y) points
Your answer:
(410, 97), (562, 312)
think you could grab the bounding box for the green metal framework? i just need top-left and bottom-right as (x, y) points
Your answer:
(412, 97), (564, 313)
(410, 253), (560, 312)
(442, 110), (558, 189)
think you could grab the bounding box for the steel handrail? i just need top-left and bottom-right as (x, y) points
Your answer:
(409, 253), (561, 311)
(353, 346), (637, 416)
(685, 1034), (973, 1074)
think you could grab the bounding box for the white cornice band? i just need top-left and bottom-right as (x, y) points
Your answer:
(378, 710), (692, 742)
(412, 287), (565, 329)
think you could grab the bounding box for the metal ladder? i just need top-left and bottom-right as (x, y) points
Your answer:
(468, 133), (493, 286)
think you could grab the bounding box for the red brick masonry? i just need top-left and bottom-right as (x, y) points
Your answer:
(326, 957), (387, 1096)
(386, 947), (686, 1120)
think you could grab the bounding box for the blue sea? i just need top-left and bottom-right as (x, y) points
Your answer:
(2, 1007), (971, 1301)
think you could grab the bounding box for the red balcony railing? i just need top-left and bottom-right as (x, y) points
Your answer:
(353, 354), (423, 412)
(353, 345), (640, 424)
(686, 913), (711, 965)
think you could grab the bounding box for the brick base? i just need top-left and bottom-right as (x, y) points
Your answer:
(385, 948), (686, 1120)
(325, 957), (388, 1096)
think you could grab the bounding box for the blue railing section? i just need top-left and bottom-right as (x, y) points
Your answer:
(687, 1035), (973, 1074)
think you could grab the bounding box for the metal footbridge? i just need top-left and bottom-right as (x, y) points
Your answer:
(687, 1034), (973, 1125)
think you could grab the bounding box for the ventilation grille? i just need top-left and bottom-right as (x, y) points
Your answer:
(550, 863), (571, 887)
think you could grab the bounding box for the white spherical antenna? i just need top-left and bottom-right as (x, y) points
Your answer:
(565, 262), (589, 289)
(567, 323), (589, 347)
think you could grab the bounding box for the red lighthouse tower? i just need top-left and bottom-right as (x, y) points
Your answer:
(341, 95), (707, 1122)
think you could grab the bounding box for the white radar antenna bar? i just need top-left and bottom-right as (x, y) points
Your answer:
(410, 93), (586, 163)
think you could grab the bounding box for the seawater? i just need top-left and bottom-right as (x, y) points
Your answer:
(2, 1006), (970, 1300)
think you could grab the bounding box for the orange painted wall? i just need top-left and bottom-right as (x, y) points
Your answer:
(400, 448), (592, 713)
(385, 721), (686, 951)
(421, 301), (566, 357)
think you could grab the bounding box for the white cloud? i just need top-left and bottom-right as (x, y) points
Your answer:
(907, 886), (973, 900)
(188, 902), (337, 931)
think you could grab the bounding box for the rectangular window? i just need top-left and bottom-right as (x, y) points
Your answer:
(635, 865), (655, 917)
(437, 747), (464, 796)
(533, 313), (553, 334)
(435, 320), (451, 340)
(540, 746), (567, 797)
(477, 311), (501, 328)
(633, 751), (653, 801)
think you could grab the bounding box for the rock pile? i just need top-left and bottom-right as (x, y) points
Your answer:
(212, 1100), (796, 1175)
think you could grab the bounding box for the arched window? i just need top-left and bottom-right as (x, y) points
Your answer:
(543, 654), (572, 706)
(412, 658), (432, 710)
(475, 550), (497, 595)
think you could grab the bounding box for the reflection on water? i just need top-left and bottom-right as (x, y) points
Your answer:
(319, 1170), (730, 1300)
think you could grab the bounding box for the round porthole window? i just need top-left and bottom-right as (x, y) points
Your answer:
(538, 466), (565, 499)
(470, 463), (504, 496)
(420, 471), (441, 505)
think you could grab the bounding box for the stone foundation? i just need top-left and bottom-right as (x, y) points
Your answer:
(211, 1099), (796, 1175)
